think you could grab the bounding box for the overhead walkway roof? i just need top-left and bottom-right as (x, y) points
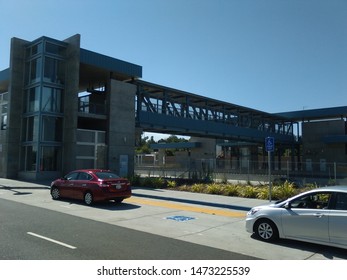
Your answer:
(276, 106), (347, 121)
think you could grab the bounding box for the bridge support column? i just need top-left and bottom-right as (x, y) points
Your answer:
(107, 80), (136, 177)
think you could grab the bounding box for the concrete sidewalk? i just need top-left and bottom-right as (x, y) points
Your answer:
(0, 178), (268, 210)
(0, 178), (51, 189)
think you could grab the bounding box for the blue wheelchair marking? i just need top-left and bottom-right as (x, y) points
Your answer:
(166, 215), (196, 222)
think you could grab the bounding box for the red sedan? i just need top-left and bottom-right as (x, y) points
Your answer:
(50, 169), (131, 205)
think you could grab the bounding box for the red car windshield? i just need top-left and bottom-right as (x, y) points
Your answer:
(95, 172), (120, 180)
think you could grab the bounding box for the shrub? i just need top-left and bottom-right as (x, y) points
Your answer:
(167, 180), (177, 188)
(176, 184), (191, 192)
(152, 177), (166, 188)
(256, 187), (271, 200)
(128, 174), (141, 186)
(222, 185), (240, 197)
(140, 176), (166, 188)
(271, 181), (297, 200)
(190, 183), (207, 193)
(206, 183), (224, 195)
(240, 185), (259, 198)
(142, 176), (154, 187)
(133, 175), (315, 200)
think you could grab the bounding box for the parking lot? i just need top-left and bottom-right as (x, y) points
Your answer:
(1, 178), (347, 260)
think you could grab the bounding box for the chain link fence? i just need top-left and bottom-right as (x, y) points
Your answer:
(135, 156), (347, 186)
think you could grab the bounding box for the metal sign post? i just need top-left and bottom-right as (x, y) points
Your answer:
(265, 137), (275, 201)
(268, 151), (272, 201)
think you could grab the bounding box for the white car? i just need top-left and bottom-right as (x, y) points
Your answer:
(246, 186), (347, 249)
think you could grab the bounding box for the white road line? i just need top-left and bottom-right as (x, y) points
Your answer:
(27, 232), (77, 249)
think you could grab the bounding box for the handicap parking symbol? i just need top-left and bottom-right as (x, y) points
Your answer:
(265, 137), (275, 152)
(166, 215), (196, 222)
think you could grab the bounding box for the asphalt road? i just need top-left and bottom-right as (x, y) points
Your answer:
(1, 181), (347, 260)
(0, 198), (258, 260)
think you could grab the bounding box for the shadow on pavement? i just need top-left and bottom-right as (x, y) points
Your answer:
(250, 234), (347, 259)
(55, 197), (141, 211)
(0, 186), (33, 195)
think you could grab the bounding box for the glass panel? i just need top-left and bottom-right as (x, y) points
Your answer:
(95, 171), (119, 179)
(22, 145), (37, 171)
(44, 57), (64, 84)
(31, 43), (43, 56)
(77, 144), (95, 157)
(1, 92), (8, 102)
(26, 48), (31, 58)
(30, 57), (42, 83)
(97, 132), (106, 144)
(1, 104), (7, 114)
(42, 116), (62, 141)
(44, 57), (65, 84)
(23, 116), (39, 142)
(335, 193), (347, 210)
(42, 87), (62, 112)
(78, 95), (89, 113)
(77, 130), (95, 143)
(45, 42), (65, 56)
(40, 146), (61, 171)
(26, 87), (40, 112)
(1, 113), (7, 130)
(1, 104), (7, 130)
(77, 172), (93, 181)
(57, 60), (65, 84)
(44, 57), (55, 83)
(65, 172), (79, 180)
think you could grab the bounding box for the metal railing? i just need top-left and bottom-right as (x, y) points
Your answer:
(78, 100), (106, 115)
(135, 158), (347, 186)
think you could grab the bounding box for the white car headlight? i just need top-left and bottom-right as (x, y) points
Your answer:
(248, 208), (261, 216)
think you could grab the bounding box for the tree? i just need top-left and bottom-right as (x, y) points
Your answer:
(135, 136), (152, 154)
(136, 134), (189, 155)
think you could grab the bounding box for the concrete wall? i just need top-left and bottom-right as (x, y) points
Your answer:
(302, 120), (347, 163)
(189, 137), (216, 159)
(107, 79), (136, 177)
(62, 34), (81, 175)
(4, 38), (27, 178)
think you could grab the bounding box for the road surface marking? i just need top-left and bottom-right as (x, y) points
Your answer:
(27, 232), (77, 249)
(127, 197), (245, 218)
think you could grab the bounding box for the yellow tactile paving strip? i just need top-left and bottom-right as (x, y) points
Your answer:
(127, 197), (246, 218)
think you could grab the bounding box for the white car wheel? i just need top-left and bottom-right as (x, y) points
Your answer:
(255, 219), (278, 242)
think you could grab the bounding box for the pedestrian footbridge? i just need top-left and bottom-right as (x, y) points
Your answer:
(133, 80), (296, 145)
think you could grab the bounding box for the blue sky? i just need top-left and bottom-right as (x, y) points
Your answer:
(1, 0), (347, 114)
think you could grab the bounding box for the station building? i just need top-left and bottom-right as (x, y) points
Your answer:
(1, 34), (347, 181)
(0, 34), (141, 180)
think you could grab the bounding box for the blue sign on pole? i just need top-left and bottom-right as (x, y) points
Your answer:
(265, 137), (275, 152)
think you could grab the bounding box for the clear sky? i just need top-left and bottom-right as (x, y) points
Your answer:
(1, 0), (347, 114)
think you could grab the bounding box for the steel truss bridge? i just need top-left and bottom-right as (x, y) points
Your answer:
(133, 80), (297, 145)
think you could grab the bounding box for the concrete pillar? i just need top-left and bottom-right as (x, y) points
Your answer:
(107, 80), (136, 177)
(62, 34), (80, 174)
(5, 38), (27, 178)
